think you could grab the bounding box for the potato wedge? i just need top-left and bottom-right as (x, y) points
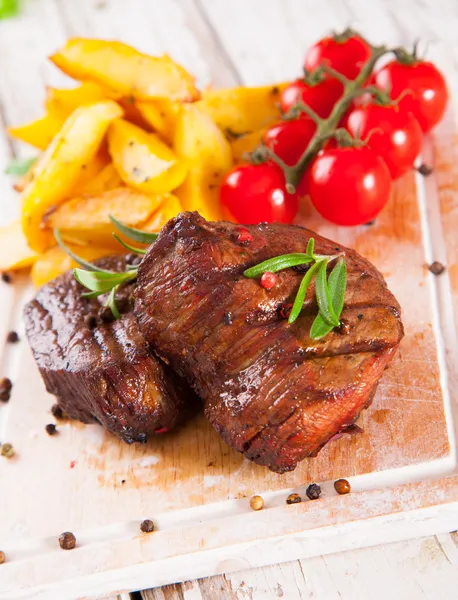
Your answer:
(21, 99), (123, 252)
(141, 194), (183, 232)
(48, 186), (163, 233)
(230, 129), (266, 164)
(173, 104), (232, 221)
(50, 39), (199, 102)
(45, 82), (119, 118)
(108, 119), (188, 194)
(79, 162), (122, 195)
(197, 83), (287, 136)
(137, 99), (182, 144)
(8, 112), (65, 150)
(0, 220), (38, 272)
(31, 245), (113, 288)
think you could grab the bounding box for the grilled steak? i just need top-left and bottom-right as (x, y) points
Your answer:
(135, 212), (404, 472)
(24, 255), (198, 443)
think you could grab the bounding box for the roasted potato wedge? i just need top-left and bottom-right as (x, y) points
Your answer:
(79, 162), (122, 195)
(8, 113), (65, 150)
(230, 129), (266, 164)
(31, 245), (114, 288)
(141, 194), (183, 232)
(0, 220), (38, 272)
(137, 99), (182, 144)
(45, 82), (118, 118)
(173, 104), (232, 221)
(50, 39), (200, 102)
(21, 99), (123, 252)
(108, 119), (188, 194)
(197, 83), (286, 137)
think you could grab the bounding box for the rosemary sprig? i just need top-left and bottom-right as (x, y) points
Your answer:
(55, 216), (159, 318)
(243, 238), (347, 339)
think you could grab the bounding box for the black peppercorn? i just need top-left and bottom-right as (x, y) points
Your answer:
(45, 423), (57, 436)
(428, 261), (446, 276)
(99, 306), (115, 323)
(1, 272), (12, 284)
(306, 483), (322, 500)
(0, 378), (12, 402)
(224, 312), (233, 325)
(417, 163), (433, 176)
(140, 519), (155, 533)
(6, 331), (19, 344)
(51, 404), (65, 420)
(59, 532), (76, 550)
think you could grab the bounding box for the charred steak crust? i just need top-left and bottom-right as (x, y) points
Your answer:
(135, 212), (404, 473)
(24, 255), (199, 443)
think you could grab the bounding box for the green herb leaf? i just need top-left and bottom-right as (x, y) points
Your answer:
(288, 261), (321, 324)
(110, 214), (158, 244)
(74, 268), (135, 293)
(243, 253), (313, 278)
(306, 238), (315, 258)
(112, 234), (147, 255)
(315, 260), (339, 327)
(105, 285), (121, 319)
(81, 290), (103, 299)
(5, 156), (36, 175)
(310, 258), (347, 339)
(54, 229), (114, 273)
(0, 0), (20, 20)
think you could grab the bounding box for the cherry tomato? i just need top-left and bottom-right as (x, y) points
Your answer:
(304, 33), (371, 80)
(344, 104), (423, 179)
(264, 118), (316, 167)
(220, 162), (298, 224)
(307, 147), (392, 226)
(373, 60), (448, 132)
(280, 78), (343, 119)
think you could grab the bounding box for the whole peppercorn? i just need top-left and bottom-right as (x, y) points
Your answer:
(85, 314), (97, 329)
(334, 479), (351, 495)
(306, 483), (322, 500)
(51, 404), (66, 420)
(428, 261), (446, 276)
(0, 550), (5, 564)
(140, 519), (155, 533)
(45, 423), (57, 436)
(260, 272), (278, 290)
(336, 319), (351, 335)
(99, 306), (115, 323)
(249, 495), (264, 511)
(286, 493), (302, 505)
(1, 443), (14, 458)
(59, 532), (76, 550)
(279, 303), (292, 320)
(6, 331), (19, 344)
(224, 311), (233, 326)
(0, 377), (12, 402)
(417, 163), (433, 176)
(1, 272), (12, 284)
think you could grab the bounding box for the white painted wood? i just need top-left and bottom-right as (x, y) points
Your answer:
(0, 0), (457, 599)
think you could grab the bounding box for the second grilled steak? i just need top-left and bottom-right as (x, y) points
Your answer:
(135, 212), (404, 472)
(24, 255), (199, 443)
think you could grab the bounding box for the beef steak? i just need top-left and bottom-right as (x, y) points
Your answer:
(135, 212), (404, 472)
(24, 254), (198, 443)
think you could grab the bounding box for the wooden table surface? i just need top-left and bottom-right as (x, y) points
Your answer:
(1, 0), (457, 597)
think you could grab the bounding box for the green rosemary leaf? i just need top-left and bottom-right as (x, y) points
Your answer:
(288, 261), (321, 324)
(310, 258), (347, 340)
(5, 156), (36, 175)
(81, 290), (103, 299)
(74, 268), (135, 293)
(306, 238), (315, 258)
(54, 229), (113, 273)
(315, 260), (339, 327)
(243, 253), (312, 278)
(105, 285), (121, 319)
(113, 234), (147, 255)
(0, 0), (20, 19)
(110, 214), (159, 244)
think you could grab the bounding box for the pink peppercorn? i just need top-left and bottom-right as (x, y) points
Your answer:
(236, 227), (253, 245)
(260, 272), (278, 290)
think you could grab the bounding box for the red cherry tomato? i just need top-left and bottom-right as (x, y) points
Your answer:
(264, 118), (316, 166)
(220, 162), (298, 224)
(304, 33), (371, 80)
(344, 104), (423, 179)
(280, 78), (343, 119)
(307, 147), (392, 226)
(373, 60), (448, 132)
